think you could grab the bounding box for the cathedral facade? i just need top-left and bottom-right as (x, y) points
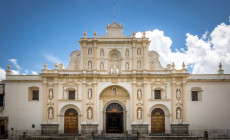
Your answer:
(2, 22), (230, 138)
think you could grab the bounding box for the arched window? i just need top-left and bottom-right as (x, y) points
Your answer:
(28, 86), (39, 101)
(137, 48), (141, 55)
(88, 48), (92, 55)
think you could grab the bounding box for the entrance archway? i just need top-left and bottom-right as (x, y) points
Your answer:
(151, 108), (165, 133)
(106, 103), (123, 133)
(64, 108), (78, 133)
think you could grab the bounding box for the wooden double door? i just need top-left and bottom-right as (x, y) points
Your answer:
(151, 108), (165, 133)
(64, 108), (78, 133)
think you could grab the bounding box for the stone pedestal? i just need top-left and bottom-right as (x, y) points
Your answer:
(171, 124), (189, 135)
(131, 124), (148, 134)
(41, 124), (59, 135)
(81, 124), (98, 135)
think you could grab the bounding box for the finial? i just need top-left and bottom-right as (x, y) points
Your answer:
(142, 31), (146, 38)
(132, 30), (136, 38)
(219, 63), (223, 70)
(84, 31), (87, 38)
(107, 22), (109, 27)
(7, 64), (11, 70)
(44, 62), (47, 69)
(120, 23), (122, 27)
(55, 63), (58, 69)
(172, 62), (175, 69)
(182, 62), (185, 69)
(94, 30), (97, 38)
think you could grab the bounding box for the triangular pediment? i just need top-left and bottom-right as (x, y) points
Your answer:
(108, 22), (122, 29)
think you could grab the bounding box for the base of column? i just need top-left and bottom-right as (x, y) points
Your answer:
(131, 124), (148, 134)
(171, 124), (189, 135)
(81, 124), (98, 135)
(41, 124), (59, 135)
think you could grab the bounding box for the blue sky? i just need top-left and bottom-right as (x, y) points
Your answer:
(1, 0), (230, 79)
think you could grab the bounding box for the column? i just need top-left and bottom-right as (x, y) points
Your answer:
(93, 43), (97, 70)
(132, 81), (137, 122)
(182, 78), (187, 123)
(83, 44), (87, 70)
(143, 82), (148, 122)
(82, 82), (87, 122)
(143, 44), (147, 70)
(171, 80), (176, 123)
(132, 43), (136, 70)
(53, 79), (58, 122)
(93, 80), (98, 122)
(43, 79), (48, 122)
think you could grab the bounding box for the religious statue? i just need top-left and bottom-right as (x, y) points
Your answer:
(125, 62), (129, 70)
(88, 48), (92, 55)
(88, 108), (92, 119)
(137, 89), (142, 99)
(137, 108), (142, 119)
(177, 108), (181, 119)
(100, 62), (104, 70)
(176, 89), (181, 99)
(137, 61), (141, 69)
(100, 49), (104, 56)
(112, 88), (117, 95)
(88, 61), (92, 69)
(111, 65), (118, 74)
(88, 89), (92, 98)
(48, 108), (53, 119)
(49, 89), (53, 98)
(125, 49), (129, 57)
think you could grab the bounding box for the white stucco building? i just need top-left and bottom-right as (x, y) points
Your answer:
(1, 22), (230, 138)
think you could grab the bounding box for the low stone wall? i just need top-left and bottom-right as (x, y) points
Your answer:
(41, 124), (59, 135)
(131, 124), (148, 134)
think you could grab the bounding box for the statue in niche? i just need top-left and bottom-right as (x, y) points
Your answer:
(125, 62), (129, 70)
(48, 108), (53, 119)
(176, 89), (181, 99)
(176, 108), (181, 119)
(111, 65), (118, 74)
(100, 62), (104, 70)
(88, 48), (92, 55)
(100, 49), (104, 56)
(137, 48), (141, 55)
(88, 61), (92, 69)
(112, 53), (118, 60)
(125, 49), (129, 57)
(49, 89), (53, 98)
(88, 108), (92, 119)
(137, 108), (142, 119)
(88, 89), (92, 98)
(137, 89), (142, 99)
(137, 61), (141, 69)
(112, 88), (117, 95)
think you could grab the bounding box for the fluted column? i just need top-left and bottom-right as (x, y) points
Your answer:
(93, 81), (98, 122)
(171, 80), (176, 123)
(43, 78), (47, 122)
(82, 82), (87, 122)
(143, 82), (148, 122)
(132, 81), (137, 122)
(182, 78), (187, 123)
(53, 79), (58, 122)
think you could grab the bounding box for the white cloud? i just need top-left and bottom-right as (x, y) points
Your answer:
(8, 59), (21, 69)
(43, 53), (62, 64)
(0, 68), (6, 81)
(137, 22), (230, 74)
(31, 71), (38, 75)
(22, 70), (28, 75)
(11, 70), (20, 75)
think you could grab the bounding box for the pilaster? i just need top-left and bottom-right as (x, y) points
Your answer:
(143, 44), (147, 70)
(93, 78), (98, 122)
(82, 79), (87, 122)
(182, 78), (187, 123)
(143, 81), (148, 122)
(132, 43), (136, 70)
(53, 78), (58, 122)
(43, 78), (48, 122)
(83, 43), (87, 70)
(132, 79), (137, 123)
(93, 43), (97, 70)
(171, 79), (176, 123)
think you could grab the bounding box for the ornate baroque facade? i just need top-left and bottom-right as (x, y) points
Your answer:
(2, 22), (230, 137)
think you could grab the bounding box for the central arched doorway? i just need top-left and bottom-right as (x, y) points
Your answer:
(151, 108), (165, 133)
(64, 108), (78, 133)
(106, 103), (123, 133)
